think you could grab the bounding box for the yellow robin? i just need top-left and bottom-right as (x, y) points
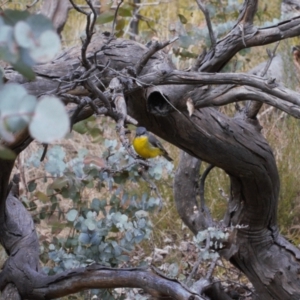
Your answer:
(133, 127), (173, 161)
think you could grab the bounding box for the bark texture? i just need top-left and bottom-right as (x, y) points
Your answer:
(1, 0), (300, 299)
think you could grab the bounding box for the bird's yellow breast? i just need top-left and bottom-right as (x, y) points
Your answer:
(133, 136), (162, 159)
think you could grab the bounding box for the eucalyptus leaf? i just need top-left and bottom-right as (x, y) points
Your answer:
(118, 6), (132, 17)
(45, 159), (66, 176)
(84, 218), (96, 231)
(66, 209), (78, 222)
(91, 198), (101, 213)
(26, 14), (55, 36)
(28, 180), (37, 192)
(29, 96), (70, 143)
(14, 21), (35, 48)
(2, 9), (30, 25)
(11, 56), (36, 80)
(96, 11), (115, 24)
(29, 30), (61, 63)
(35, 191), (48, 203)
(178, 14), (188, 24)
(0, 25), (18, 63)
(79, 232), (90, 245)
(51, 177), (69, 190)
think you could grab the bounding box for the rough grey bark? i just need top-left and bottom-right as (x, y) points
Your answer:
(2, 0), (300, 299)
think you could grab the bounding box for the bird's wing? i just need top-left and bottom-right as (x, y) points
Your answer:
(148, 134), (165, 151)
(148, 134), (173, 161)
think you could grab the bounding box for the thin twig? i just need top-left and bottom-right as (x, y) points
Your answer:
(26, 0), (39, 9)
(260, 41), (280, 77)
(86, 78), (112, 110)
(40, 144), (48, 162)
(69, 0), (88, 15)
(199, 164), (214, 210)
(69, 0), (96, 69)
(205, 256), (218, 280)
(195, 0), (216, 47)
(187, 234), (211, 286)
(82, 0), (98, 68)
(140, 169), (163, 211)
(186, 257), (202, 286)
(199, 164), (214, 227)
(112, 0), (124, 36)
(192, 47), (207, 71)
(238, 23), (247, 47)
(246, 41), (280, 119)
(135, 37), (178, 75)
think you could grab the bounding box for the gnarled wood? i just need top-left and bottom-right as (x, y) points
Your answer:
(2, 2), (300, 299)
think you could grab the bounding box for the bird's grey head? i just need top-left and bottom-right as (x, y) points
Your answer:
(136, 127), (147, 136)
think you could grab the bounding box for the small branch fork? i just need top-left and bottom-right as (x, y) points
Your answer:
(111, 0), (124, 36)
(140, 68), (300, 119)
(234, 0), (258, 27)
(67, 0), (113, 115)
(135, 36), (178, 75)
(245, 41), (280, 119)
(195, 0), (216, 48)
(69, 0), (97, 69)
(64, 1), (139, 162)
(63, 0), (178, 167)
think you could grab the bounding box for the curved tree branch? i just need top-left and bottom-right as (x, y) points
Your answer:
(139, 69), (300, 118)
(31, 265), (204, 300)
(174, 151), (205, 235)
(191, 85), (300, 119)
(199, 14), (300, 72)
(195, 0), (216, 47)
(246, 41), (280, 118)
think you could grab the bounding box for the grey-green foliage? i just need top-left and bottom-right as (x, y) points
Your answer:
(0, 85), (70, 154)
(0, 10), (69, 156)
(174, 0), (280, 63)
(194, 227), (229, 261)
(96, 4), (133, 38)
(25, 138), (173, 298)
(0, 10), (60, 79)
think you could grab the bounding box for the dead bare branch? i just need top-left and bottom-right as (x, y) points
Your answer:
(193, 85), (300, 119)
(112, 0), (124, 37)
(139, 69), (300, 118)
(26, 0), (40, 9)
(245, 41), (280, 118)
(199, 14), (300, 72)
(30, 265), (205, 300)
(233, 0), (258, 27)
(135, 36), (178, 75)
(195, 0), (216, 47)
